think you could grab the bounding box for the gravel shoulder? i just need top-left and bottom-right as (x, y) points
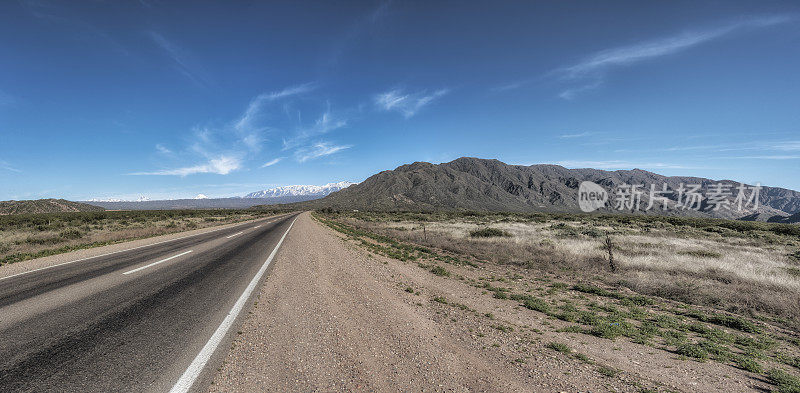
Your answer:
(210, 212), (768, 392)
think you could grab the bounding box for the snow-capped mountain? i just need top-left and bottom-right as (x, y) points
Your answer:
(88, 196), (151, 202)
(244, 181), (355, 198)
(194, 194), (209, 199)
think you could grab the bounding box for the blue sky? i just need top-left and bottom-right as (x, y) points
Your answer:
(1, 1), (799, 200)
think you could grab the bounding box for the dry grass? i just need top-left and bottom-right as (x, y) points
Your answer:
(0, 209), (278, 265)
(331, 212), (800, 326)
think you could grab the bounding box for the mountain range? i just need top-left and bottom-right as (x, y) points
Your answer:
(79, 182), (355, 210)
(244, 181), (355, 198)
(286, 157), (800, 222)
(5, 159), (799, 222)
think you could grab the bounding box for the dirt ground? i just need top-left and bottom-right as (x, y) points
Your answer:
(209, 212), (772, 392)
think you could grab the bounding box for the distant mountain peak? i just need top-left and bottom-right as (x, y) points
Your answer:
(244, 181), (355, 199)
(291, 157), (800, 221)
(88, 195), (151, 202)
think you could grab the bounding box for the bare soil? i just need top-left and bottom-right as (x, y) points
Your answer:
(210, 213), (774, 392)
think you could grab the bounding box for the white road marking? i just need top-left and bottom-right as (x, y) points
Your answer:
(0, 216), (284, 282)
(253, 225), (261, 228)
(226, 231), (244, 239)
(121, 250), (193, 275)
(169, 216), (297, 393)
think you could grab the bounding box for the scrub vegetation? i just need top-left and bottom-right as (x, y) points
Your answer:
(315, 210), (800, 392)
(0, 209), (281, 265)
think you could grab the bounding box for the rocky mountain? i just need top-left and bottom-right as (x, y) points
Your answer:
(769, 211), (800, 224)
(290, 157), (800, 220)
(0, 199), (106, 215)
(244, 181), (355, 198)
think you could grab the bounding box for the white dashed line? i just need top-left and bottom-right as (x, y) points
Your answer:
(226, 231), (244, 239)
(122, 250), (193, 275)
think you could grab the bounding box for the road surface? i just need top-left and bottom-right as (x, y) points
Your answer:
(0, 213), (298, 393)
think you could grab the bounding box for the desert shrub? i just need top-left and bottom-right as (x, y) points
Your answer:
(677, 343), (709, 360)
(59, 228), (85, 239)
(469, 227), (511, 238)
(25, 235), (63, 245)
(429, 265), (450, 277)
(522, 297), (550, 313)
(734, 355), (763, 373)
(777, 354), (800, 370)
(597, 366), (620, 377)
(767, 368), (800, 393)
(547, 342), (571, 353)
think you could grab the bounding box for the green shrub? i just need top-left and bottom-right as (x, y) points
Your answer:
(547, 342), (571, 354)
(767, 368), (800, 393)
(734, 355), (763, 373)
(430, 265), (450, 277)
(597, 366), (620, 377)
(677, 343), (709, 360)
(522, 298), (550, 313)
(469, 227), (511, 238)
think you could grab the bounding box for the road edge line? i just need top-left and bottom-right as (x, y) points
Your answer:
(168, 214), (298, 393)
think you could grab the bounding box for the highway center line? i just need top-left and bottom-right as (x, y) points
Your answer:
(0, 216), (283, 282)
(226, 231), (244, 239)
(169, 215), (297, 393)
(122, 250), (194, 275)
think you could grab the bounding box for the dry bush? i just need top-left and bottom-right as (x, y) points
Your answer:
(342, 214), (800, 326)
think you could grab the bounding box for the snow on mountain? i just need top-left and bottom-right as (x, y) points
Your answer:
(194, 194), (209, 199)
(88, 196), (151, 202)
(244, 181), (355, 198)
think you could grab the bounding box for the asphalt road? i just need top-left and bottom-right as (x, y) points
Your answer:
(0, 213), (299, 393)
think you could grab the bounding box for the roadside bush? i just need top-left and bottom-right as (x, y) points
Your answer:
(469, 227), (511, 238)
(59, 228), (84, 239)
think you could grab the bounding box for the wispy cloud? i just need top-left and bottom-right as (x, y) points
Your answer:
(533, 15), (792, 98)
(559, 132), (594, 139)
(719, 155), (800, 160)
(282, 103), (347, 150)
(234, 83), (318, 152)
(294, 142), (351, 163)
(155, 144), (172, 155)
(558, 80), (604, 100)
(560, 16), (790, 80)
(375, 88), (449, 118)
(135, 84), (353, 175)
(0, 159), (21, 173)
(131, 155), (241, 176)
(147, 31), (209, 87)
(236, 83), (317, 130)
(261, 157), (283, 167)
